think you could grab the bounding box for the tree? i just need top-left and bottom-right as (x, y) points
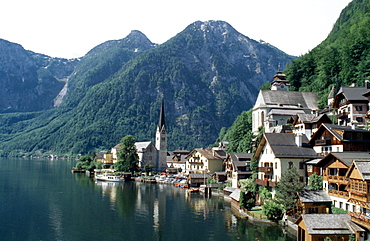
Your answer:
(115, 135), (139, 173)
(262, 201), (284, 220)
(259, 187), (272, 203)
(239, 191), (255, 210)
(308, 173), (323, 191)
(274, 166), (305, 212)
(144, 163), (153, 175)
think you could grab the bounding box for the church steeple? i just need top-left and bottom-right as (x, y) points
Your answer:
(155, 97), (167, 171)
(158, 97), (166, 132)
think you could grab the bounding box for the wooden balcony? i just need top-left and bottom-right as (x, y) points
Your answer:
(328, 189), (349, 198)
(328, 175), (349, 185)
(349, 212), (370, 229)
(258, 167), (273, 173)
(315, 139), (331, 146)
(255, 179), (276, 188)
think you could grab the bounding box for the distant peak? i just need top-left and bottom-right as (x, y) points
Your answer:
(188, 20), (237, 36)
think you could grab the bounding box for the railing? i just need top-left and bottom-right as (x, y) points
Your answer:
(328, 189), (349, 198)
(255, 179), (276, 187)
(337, 112), (348, 119)
(258, 167), (273, 173)
(255, 179), (268, 187)
(328, 175), (349, 184)
(349, 212), (370, 228)
(315, 139), (331, 145)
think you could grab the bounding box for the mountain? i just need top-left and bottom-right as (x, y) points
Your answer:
(0, 21), (294, 157)
(284, 0), (370, 107)
(0, 39), (78, 112)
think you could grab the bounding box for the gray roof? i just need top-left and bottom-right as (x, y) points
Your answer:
(337, 86), (369, 102)
(223, 186), (237, 193)
(264, 133), (317, 158)
(298, 190), (332, 203)
(260, 90), (319, 110)
(229, 153), (252, 170)
(353, 160), (370, 181)
(189, 173), (211, 179)
(229, 189), (241, 201)
(301, 214), (364, 235)
(267, 109), (305, 116)
(135, 141), (153, 151)
(325, 152), (370, 167)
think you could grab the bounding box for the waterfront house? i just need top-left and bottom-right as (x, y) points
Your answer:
(346, 160), (370, 231)
(309, 123), (370, 156)
(166, 149), (189, 173)
(314, 152), (370, 211)
(297, 190), (332, 215)
(254, 133), (317, 197)
(333, 82), (370, 128)
(252, 71), (319, 134)
(296, 213), (365, 241)
(185, 148), (226, 174)
(224, 153), (253, 188)
(188, 173), (211, 187)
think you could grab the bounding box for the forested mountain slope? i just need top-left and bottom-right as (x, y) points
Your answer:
(0, 21), (294, 156)
(285, 0), (370, 107)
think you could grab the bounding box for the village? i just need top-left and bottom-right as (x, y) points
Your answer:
(88, 71), (370, 241)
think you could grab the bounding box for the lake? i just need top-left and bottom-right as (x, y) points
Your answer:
(0, 158), (296, 241)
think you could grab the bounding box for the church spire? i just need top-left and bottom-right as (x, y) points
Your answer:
(158, 97), (166, 131)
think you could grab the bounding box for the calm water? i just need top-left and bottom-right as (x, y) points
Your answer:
(0, 158), (296, 241)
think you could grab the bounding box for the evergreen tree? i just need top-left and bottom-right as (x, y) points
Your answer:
(275, 166), (305, 212)
(115, 135), (139, 173)
(308, 173), (323, 191)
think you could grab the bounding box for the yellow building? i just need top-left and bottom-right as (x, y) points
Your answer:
(185, 148), (226, 174)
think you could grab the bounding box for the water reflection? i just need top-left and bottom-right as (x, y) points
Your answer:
(0, 158), (295, 241)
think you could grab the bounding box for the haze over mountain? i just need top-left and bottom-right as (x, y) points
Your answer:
(0, 20), (294, 156)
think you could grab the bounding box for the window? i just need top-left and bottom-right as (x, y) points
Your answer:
(275, 162), (277, 169)
(289, 162), (293, 168)
(299, 162), (304, 169)
(356, 117), (364, 123)
(355, 106), (363, 111)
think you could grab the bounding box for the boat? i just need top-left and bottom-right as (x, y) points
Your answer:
(95, 173), (125, 182)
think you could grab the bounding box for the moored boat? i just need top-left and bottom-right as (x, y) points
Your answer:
(95, 173), (125, 182)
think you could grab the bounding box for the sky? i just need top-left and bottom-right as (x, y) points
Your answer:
(0, 0), (353, 59)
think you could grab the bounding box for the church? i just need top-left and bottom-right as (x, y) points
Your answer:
(111, 98), (168, 172)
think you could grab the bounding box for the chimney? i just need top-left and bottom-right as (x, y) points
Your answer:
(295, 133), (303, 147)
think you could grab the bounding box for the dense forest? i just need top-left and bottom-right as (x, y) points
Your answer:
(0, 21), (293, 157)
(285, 0), (370, 108)
(221, 0), (370, 150)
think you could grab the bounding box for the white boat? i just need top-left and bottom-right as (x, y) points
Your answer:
(95, 173), (125, 182)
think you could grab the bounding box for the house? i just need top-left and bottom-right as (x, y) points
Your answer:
(309, 123), (370, 156)
(188, 173), (211, 187)
(185, 148), (226, 174)
(254, 133), (317, 197)
(224, 153), (253, 188)
(314, 152), (370, 211)
(252, 71), (319, 134)
(297, 190), (332, 215)
(289, 113), (332, 139)
(296, 214), (365, 241)
(166, 149), (190, 173)
(333, 82), (370, 128)
(346, 160), (370, 230)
